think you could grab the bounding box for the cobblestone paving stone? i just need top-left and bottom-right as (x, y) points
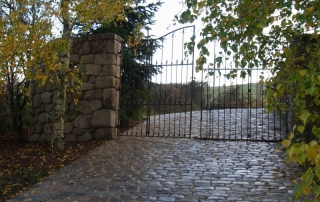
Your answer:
(9, 137), (306, 202)
(121, 109), (285, 141)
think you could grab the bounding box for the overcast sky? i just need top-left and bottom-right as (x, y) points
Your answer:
(147, 0), (190, 38)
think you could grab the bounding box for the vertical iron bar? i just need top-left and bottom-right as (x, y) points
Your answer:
(189, 25), (195, 139)
(146, 40), (153, 137)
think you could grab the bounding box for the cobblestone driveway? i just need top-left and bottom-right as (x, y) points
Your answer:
(122, 109), (285, 141)
(9, 137), (304, 202)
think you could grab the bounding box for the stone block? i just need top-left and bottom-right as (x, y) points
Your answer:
(64, 121), (74, 134)
(77, 133), (92, 141)
(101, 33), (123, 42)
(29, 134), (40, 141)
(88, 34), (101, 41)
(36, 84), (46, 93)
(84, 90), (95, 100)
(38, 113), (49, 123)
(45, 103), (54, 113)
(88, 76), (96, 84)
(94, 128), (116, 140)
(71, 41), (83, 54)
(116, 55), (121, 66)
(82, 75), (88, 82)
(41, 92), (53, 104)
(70, 101), (90, 114)
(66, 93), (74, 104)
(100, 65), (120, 78)
(66, 92), (84, 104)
(32, 94), (42, 108)
(94, 54), (117, 65)
(103, 89), (119, 110)
(91, 110), (116, 127)
(78, 35), (88, 42)
(70, 54), (80, 65)
(67, 111), (78, 121)
(49, 111), (55, 122)
(75, 115), (90, 129)
(30, 115), (39, 125)
(106, 39), (122, 54)
(80, 55), (94, 64)
(95, 76), (118, 89)
(95, 89), (103, 99)
(78, 64), (86, 73)
(29, 124), (36, 135)
(80, 82), (95, 91)
(35, 123), (43, 133)
(86, 64), (102, 75)
(36, 105), (45, 114)
(91, 40), (106, 54)
(39, 134), (50, 141)
(46, 80), (56, 92)
(90, 100), (103, 111)
(43, 123), (52, 135)
(73, 128), (86, 136)
(65, 134), (76, 142)
(79, 41), (91, 55)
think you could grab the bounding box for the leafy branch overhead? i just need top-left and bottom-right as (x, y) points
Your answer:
(178, 0), (320, 200)
(177, 0), (319, 71)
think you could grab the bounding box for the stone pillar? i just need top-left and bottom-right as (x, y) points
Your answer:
(28, 33), (122, 141)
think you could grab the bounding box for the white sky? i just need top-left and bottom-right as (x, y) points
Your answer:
(147, 0), (187, 38)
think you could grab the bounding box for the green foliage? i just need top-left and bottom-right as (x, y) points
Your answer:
(178, 0), (320, 199)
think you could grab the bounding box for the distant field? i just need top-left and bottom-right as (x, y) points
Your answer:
(204, 83), (265, 99)
(200, 82), (267, 108)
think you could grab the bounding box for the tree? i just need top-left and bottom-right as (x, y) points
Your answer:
(0, 0), (54, 137)
(1, 0), (131, 151)
(177, 0), (320, 199)
(83, 1), (163, 126)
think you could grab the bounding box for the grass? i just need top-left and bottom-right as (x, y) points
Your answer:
(205, 82), (264, 100)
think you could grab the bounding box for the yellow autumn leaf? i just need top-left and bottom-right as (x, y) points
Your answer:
(298, 125), (305, 134)
(277, 84), (282, 91)
(289, 146), (296, 158)
(282, 139), (291, 148)
(310, 140), (318, 148)
(316, 154), (320, 166)
(306, 6), (315, 13)
(302, 187), (311, 196)
(258, 79), (264, 84)
(299, 69), (308, 77)
(288, 132), (294, 140)
(306, 147), (317, 161)
(220, 37), (228, 43)
(74, 99), (79, 105)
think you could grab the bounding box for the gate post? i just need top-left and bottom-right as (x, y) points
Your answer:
(28, 33), (122, 141)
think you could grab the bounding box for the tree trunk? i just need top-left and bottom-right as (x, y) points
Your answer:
(52, 79), (68, 152)
(51, 0), (72, 152)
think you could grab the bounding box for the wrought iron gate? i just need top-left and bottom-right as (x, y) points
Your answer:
(119, 26), (196, 138)
(198, 68), (287, 142)
(118, 26), (287, 142)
